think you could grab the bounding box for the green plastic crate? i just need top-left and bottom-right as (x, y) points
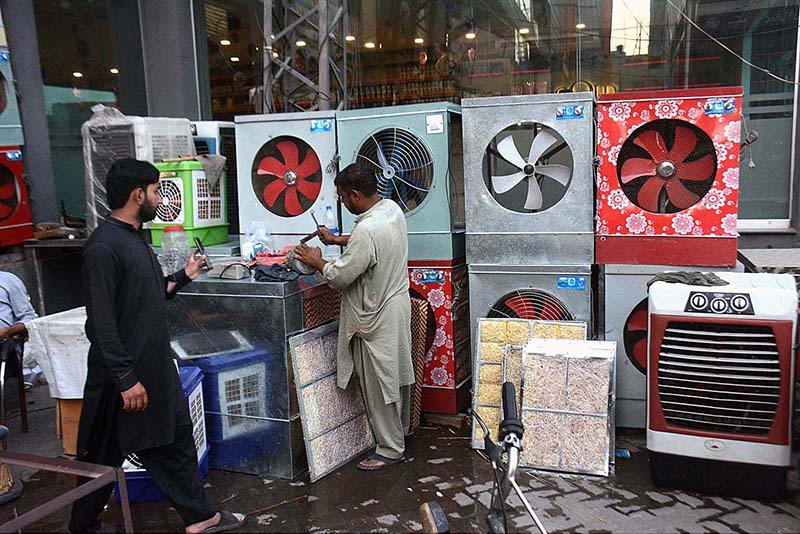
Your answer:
(149, 160), (229, 246)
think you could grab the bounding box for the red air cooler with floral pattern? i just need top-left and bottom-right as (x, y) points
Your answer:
(408, 259), (471, 414)
(596, 87), (742, 266)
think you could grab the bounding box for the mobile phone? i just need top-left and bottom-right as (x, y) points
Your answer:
(194, 237), (213, 270)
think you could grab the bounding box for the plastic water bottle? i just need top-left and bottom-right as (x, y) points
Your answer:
(160, 225), (191, 274)
(323, 205), (340, 259)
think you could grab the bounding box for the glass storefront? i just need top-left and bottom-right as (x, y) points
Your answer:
(203, 0), (797, 225)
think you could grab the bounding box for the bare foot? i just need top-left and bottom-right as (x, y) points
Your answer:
(185, 512), (220, 534)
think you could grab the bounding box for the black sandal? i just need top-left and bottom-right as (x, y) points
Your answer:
(200, 511), (246, 533)
(357, 453), (405, 471)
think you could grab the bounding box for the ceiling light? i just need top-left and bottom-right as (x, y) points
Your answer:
(575, 23), (586, 30)
(365, 41), (376, 49)
(296, 40), (306, 47)
(230, 56), (240, 62)
(109, 68), (119, 74)
(220, 39), (231, 46)
(414, 37), (424, 44)
(345, 35), (356, 42)
(72, 71), (83, 78)
(519, 28), (530, 35)
(465, 31), (476, 39)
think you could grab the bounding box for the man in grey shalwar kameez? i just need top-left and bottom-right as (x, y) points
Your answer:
(294, 163), (414, 470)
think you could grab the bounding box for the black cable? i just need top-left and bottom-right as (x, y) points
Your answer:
(491, 459), (508, 533)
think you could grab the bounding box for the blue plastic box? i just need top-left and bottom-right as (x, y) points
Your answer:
(114, 366), (208, 503)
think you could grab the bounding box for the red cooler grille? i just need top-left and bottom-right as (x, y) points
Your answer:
(657, 321), (780, 436)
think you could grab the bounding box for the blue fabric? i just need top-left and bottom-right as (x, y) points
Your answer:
(0, 272), (37, 329)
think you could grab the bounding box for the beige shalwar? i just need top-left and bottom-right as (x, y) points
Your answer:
(322, 199), (414, 458)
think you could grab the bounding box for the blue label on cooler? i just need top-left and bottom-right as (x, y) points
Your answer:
(5, 151), (22, 161)
(419, 270), (445, 284)
(0, 51), (9, 63)
(557, 276), (586, 290)
(703, 98), (736, 115)
(309, 119), (333, 132)
(556, 105), (585, 120)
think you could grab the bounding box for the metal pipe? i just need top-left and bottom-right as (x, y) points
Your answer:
(318, 0), (330, 110)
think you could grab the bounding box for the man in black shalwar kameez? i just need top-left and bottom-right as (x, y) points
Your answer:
(69, 159), (244, 534)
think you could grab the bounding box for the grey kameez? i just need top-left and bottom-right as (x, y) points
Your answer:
(322, 199), (414, 457)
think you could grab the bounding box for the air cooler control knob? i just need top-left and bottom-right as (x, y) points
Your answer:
(710, 298), (728, 314)
(731, 295), (749, 312)
(690, 293), (708, 310)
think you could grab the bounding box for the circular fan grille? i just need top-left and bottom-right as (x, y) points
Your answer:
(622, 298), (648, 374)
(356, 128), (434, 214)
(617, 119), (717, 214)
(0, 164), (19, 221)
(156, 180), (182, 222)
(488, 289), (574, 321)
(251, 136), (322, 217)
(483, 122), (573, 213)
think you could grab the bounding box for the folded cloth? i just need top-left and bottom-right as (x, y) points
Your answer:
(253, 263), (299, 282)
(647, 271), (730, 290)
(194, 154), (227, 189)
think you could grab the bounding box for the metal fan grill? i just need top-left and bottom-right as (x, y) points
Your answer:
(356, 128), (434, 213)
(156, 180), (182, 222)
(251, 136), (322, 217)
(617, 119), (716, 214)
(483, 122), (573, 213)
(622, 298), (648, 374)
(0, 165), (18, 221)
(488, 289), (574, 321)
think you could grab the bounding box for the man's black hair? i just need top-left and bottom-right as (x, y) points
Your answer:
(334, 162), (378, 196)
(106, 158), (160, 210)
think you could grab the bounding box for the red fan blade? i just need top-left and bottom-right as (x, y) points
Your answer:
(277, 141), (300, 169)
(676, 154), (715, 182)
(627, 309), (647, 332)
(296, 176), (322, 200)
(632, 339), (647, 370)
(633, 130), (669, 162)
(505, 295), (533, 319)
(284, 187), (303, 216)
(620, 158), (657, 184)
(295, 150), (321, 179)
(539, 298), (562, 321)
(257, 156), (286, 177)
(262, 178), (287, 207)
(637, 177), (666, 212)
(669, 125), (699, 163)
(0, 179), (15, 199)
(665, 179), (701, 210)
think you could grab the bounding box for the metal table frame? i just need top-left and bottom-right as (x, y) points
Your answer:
(0, 451), (132, 533)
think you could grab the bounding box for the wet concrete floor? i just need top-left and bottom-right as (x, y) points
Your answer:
(0, 385), (798, 533)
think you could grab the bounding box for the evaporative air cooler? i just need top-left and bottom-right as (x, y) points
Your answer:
(647, 272), (797, 501)
(192, 121), (239, 234)
(235, 111), (338, 251)
(596, 88), (743, 266)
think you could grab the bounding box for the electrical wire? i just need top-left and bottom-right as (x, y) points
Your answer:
(666, 0), (800, 86)
(491, 459), (508, 532)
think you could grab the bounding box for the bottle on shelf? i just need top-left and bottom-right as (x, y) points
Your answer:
(323, 205), (340, 259)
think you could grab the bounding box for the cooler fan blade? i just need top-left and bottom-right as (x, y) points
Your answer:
(496, 135), (526, 170)
(528, 129), (558, 163)
(505, 295), (533, 318)
(620, 158), (657, 184)
(536, 164), (570, 186)
(296, 150), (321, 179)
(538, 298), (562, 321)
(277, 141), (300, 169)
(491, 171), (526, 194)
(627, 309), (647, 332)
(633, 130), (669, 162)
(0, 179), (15, 198)
(637, 177), (666, 213)
(523, 176), (544, 210)
(296, 176), (322, 200)
(284, 187), (303, 216)
(676, 154), (715, 181)
(665, 179), (701, 210)
(671, 126), (699, 163)
(257, 156), (285, 177)
(262, 178), (286, 207)
(632, 339), (647, 369)
(374, 137), (391, 170)
(395, 170), (429, 194)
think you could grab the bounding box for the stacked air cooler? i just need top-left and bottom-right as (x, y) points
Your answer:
(192, 121), (238, 234)
(235, 111), (338, 251)
(337, 103), (470, 413)
(597, 88), (744, 429)
(463, 93), (597, 387)
(0, 49), (33, 246)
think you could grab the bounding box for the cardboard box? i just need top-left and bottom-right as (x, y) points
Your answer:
(57, 399), (82, 456)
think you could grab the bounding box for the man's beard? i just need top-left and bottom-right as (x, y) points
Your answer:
(138, 200), (158, 223)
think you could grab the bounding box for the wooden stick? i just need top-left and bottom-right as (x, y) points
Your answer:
(245, 494), (307, 517)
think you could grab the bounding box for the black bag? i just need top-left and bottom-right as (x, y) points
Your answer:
(253, 263), (299, 282)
